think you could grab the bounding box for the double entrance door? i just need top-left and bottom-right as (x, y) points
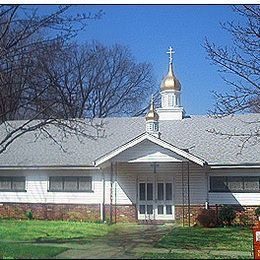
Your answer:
(138, 178), (174, 220)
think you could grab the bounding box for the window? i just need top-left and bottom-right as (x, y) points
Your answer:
(0, 177), (25, 191)
(166, 183), (173, 200)
(157, 183), (164, 201)
(210, 176), (260, 192)
(210, 176), (228, 192)
(147, 183), (153, 201)
(49, 176), (92, 192)
(139, 183), (146, 201)
(227, 177), (243, 191)
(244, 177), (259, 191)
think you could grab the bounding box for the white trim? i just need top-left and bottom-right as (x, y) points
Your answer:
(0, 166), (100, 170)
(210, 165), (260, 169)
(94, 133), (206, 166)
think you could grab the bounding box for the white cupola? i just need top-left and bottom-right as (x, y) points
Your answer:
(146, 96), (160, 138)
(157, 47), (185, 120)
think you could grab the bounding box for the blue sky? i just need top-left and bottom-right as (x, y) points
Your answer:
(42, 5), (239, 115)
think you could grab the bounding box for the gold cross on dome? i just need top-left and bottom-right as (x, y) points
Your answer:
(166, 46), (175, 64)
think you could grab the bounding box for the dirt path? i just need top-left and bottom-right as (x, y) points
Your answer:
(54, 224), (172, 259)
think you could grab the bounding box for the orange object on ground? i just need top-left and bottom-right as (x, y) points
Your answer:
(253, 222), (260, 259)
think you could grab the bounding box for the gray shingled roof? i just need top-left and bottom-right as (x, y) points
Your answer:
(0, 113), (260, 166)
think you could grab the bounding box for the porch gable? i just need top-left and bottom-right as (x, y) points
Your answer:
(93, 133), (206, 166)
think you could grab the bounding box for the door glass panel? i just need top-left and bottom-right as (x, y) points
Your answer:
(166, 183), (172, 200)
(157, 183), (164, 200)
(139, 205), (145, 214)
(147, 205), (153, 214)
(139, 183), (145, 201)
(158, 205), (164, 215)
(147, 183), (153, 201)
(166, 205), (172, 215)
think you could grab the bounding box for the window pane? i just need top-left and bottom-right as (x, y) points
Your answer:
(158, 205), (164, 215)
(0, 178), (11, 190)
(78, 177), (92, 191)
(244, 177), (259, 191)
(139, 183), (145, 200)
(49, 177), (63, 191)
(64, 177), (78, 191)
(166, 183), (172, 200)
(12, 177), (25, 190)
(157, 183), (164, 200)
(210, 177), (227, 191)
(166, 205), (172, 215)
(139, 205), (145, 214)
(227, 177), (243, 191)
(147, 183), (153, 201)
(147, 205), (153, 214)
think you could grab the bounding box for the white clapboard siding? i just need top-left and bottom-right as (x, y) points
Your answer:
(108, 162), (207, 205)
(208, 168), (260, 205)
(113, 139), (185, 162)
(0, 169), (103, 204)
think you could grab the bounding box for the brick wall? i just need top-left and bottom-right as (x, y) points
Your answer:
(175, 204), (259, 226)
(0, 202), (258, 224)
(104, 204), (137, 223)
(0, 203), (100, 221)
(0, 203), (137, 223)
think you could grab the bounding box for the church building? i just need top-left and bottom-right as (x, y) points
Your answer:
(0, 48), (259, 225)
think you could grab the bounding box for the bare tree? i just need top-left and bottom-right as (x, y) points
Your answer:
(205, 5), (260, 150)
(0, 5), (104, 154)
(0, 6), (155, 155)
(205, 5), (259, 115)
(31, 42), (155, 119)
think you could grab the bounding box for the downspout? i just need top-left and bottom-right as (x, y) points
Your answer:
(187, 161), (191, 227)
(181, 162), (185, 227)
(205, 165), (209, 209)
(102, 171), (105, 222)
(115, 162), (117, 224)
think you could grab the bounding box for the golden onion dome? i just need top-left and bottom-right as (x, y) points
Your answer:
(160, 63), (181, 91)
(146, 96), (159, 121)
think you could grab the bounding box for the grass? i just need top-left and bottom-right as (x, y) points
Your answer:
(0, 219), (113, 259)
(0, 219), (111, 242)
(0, 242), (66, 259)
(143, 226), (254, 259)
(142, 252), (250, 259)
(0, 220), (254, 259)
(157, 226), (253, 251)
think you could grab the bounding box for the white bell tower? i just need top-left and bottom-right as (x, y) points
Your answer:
(146, 96), (160, 138)
(157, 47), (185, 120)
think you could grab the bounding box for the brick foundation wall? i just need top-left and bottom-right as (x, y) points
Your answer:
(104, 204), (137, 223)
(0, 203), (137, 223)
(175, 205), (204, 225)
(175, 204), (259, 226)
(0, 202), (258, 224)
(0, 203), (100, 221)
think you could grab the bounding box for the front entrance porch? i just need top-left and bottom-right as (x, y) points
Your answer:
(95, 134), (207, 225)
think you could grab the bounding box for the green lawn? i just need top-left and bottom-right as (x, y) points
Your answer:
(143, 226), (254, 259)
(0, 220), (254, 259)
(0, 219), (112, 259)
(0, 219), (111, 242)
